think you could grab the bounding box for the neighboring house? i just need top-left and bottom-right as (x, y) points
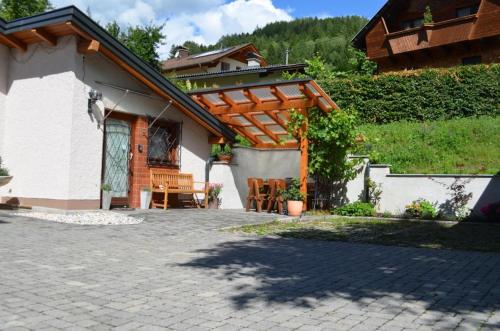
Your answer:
(172, 63), (307, 89)
(162, 43), (267, 76)
(0, 6), (234, 210)
(352, 0), (500, 72)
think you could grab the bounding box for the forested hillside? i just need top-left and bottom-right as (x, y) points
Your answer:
(170, 16), (368, 71)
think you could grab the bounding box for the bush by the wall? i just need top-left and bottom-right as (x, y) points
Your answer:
(333, 202), (375, 217)
(321, 64), (500, 124)
(405, 199), (438, 220)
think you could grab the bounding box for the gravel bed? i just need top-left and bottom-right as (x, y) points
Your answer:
(10, 211), (144, 225)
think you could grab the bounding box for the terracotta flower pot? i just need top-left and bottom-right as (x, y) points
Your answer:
(287, 200), (303, 217)
(217, 155), (232, 163)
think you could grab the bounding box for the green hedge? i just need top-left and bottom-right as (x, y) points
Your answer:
(321, 64), (500, 124)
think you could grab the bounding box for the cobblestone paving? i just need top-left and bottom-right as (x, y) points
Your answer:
(0, 209), (499, 331)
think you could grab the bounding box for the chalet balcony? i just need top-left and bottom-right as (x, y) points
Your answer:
(386, 15), (478, 55)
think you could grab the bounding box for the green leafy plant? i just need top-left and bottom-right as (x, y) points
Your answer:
(366, 179), (382, 207)
(101, 184), (112, 192)
(288, 106), (362, 181)
(0, 156), (9, 176)
(424, 6), (433, 24)
(106, 21), (165, 70)
(235, 135), (252, 147)
(333, 202), (375, 217)
(0, 0), (52, 21)
(279, 178), (305, 202)
(208, 183), (223, 201)
(211, 144), (233, 158)
(405, 199), (438, 219)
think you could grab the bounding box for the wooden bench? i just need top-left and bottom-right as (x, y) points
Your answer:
(150, 169), (209, 210)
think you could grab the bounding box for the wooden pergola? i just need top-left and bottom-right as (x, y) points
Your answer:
(189, 79), (339, 208)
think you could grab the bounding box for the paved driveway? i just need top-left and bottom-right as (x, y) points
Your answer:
(0, 210), (499, 331)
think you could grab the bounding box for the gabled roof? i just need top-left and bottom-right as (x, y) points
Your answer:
(352, 0), (395, 51)
(0, 6), (236, 141)
(173, 63), (307, 81)
(162, 43), (266, 72)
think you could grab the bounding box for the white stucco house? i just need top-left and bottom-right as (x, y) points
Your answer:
(0, 6), (236, 209)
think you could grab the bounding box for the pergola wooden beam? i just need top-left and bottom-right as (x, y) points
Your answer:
(189, 79), (340, 211)
(78, 39), (100, 54)
(0, 33), (27, 51)
(31, 28), (57, 46)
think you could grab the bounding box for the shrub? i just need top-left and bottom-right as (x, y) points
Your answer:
(333, 202), (375, 217)
(405, 199), (438, 219)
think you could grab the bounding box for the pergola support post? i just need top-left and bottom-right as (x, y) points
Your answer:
(299, 109), (308, 211)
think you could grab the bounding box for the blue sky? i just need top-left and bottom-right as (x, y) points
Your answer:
(275, 0), (386, 18)
(52, 0), (386, 57)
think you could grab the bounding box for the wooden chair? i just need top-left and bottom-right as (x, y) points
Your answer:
(267, 179), (286, 214)
(150, 169), (209, 210)
(246, 178), (268, 212)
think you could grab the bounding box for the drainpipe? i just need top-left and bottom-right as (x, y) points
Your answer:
(205, 156), (216, 184)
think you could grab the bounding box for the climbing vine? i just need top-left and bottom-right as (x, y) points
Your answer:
(288, 107), (361, 181)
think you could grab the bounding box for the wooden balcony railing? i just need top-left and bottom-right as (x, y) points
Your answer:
(386, 15), (478, 55)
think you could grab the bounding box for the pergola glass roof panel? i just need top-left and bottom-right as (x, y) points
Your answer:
(249, 88), (277, 102)
(224, 90), (250, 104)
(276, 85), (304, 99)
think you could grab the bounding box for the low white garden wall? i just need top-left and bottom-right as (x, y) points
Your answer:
(209, 147), (300, 209)
(370, 165), (500, 217)
(209, 147), (500, 217)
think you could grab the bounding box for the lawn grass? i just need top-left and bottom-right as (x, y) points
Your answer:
(359, 116), (500, 174)
(232, 218), (500, 252)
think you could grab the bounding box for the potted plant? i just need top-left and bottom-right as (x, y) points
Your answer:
(0, 156), (12, 187)
(208, 183), (223, 209)
(214, 144), (233, 163)
(101, 184), (112, 210)
(140, 186), (152, 209)
(280, 178), (305, 217)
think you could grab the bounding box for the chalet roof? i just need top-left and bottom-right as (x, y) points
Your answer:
(162, 43), (265, 72)
(0, 6), (236, 141)
(352, 0), (395, 50)
(173, 63), (307, 80)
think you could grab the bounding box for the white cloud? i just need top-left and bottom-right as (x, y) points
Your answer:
(51, 0), (292, 58)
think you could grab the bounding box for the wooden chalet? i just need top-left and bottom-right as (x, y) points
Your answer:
(352, 0), (500, 72)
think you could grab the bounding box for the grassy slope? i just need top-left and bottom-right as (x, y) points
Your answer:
(359, 116), (500, 174)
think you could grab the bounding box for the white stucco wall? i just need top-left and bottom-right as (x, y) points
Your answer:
(81, 52), (211, 184)
(0, 38), (77, 200)
(0, 35), (211, 207)
(209, 147), (300, 209)
(0, 44), (8, 158)
(370, 166), (500, 217)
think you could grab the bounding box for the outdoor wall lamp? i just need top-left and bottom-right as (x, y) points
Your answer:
(88, 89), (103, 114)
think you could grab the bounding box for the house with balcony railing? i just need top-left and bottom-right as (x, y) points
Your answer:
(352, 0), (500, 72)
